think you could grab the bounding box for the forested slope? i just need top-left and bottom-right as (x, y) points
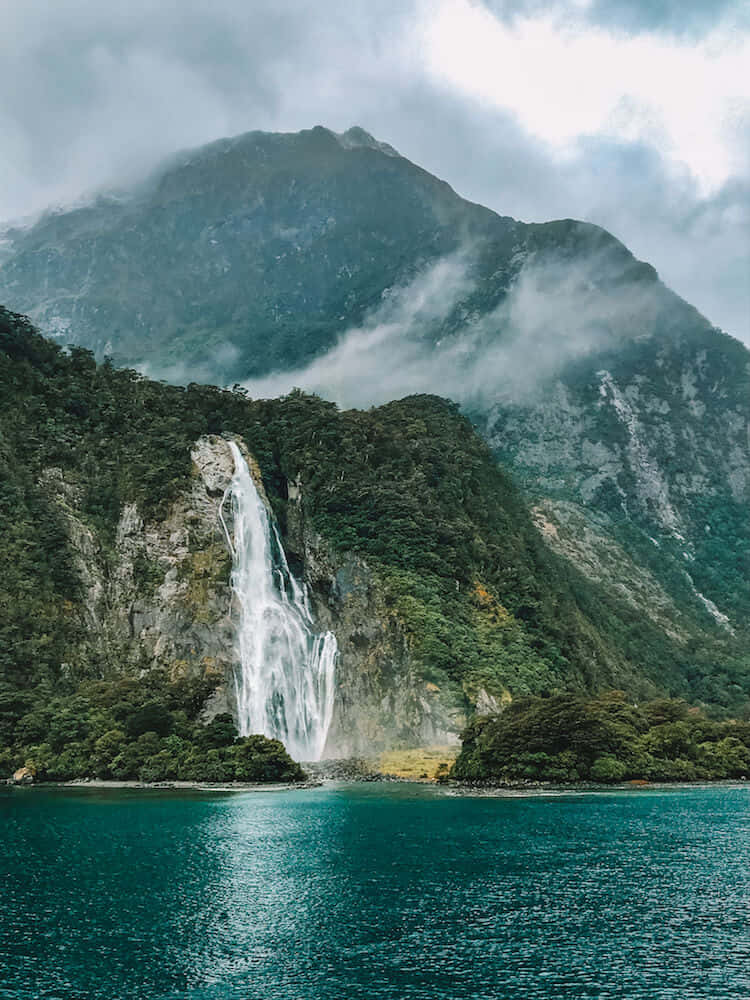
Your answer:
(1, 308), (748, 778)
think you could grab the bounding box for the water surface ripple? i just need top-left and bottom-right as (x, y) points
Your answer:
(1, 783), (749, 999)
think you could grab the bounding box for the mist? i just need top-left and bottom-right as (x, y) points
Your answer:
(242, 246), (668, 410)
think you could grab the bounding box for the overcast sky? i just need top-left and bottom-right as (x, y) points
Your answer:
(2, 0), (748, 341)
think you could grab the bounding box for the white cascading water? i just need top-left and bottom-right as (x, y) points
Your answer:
(219, 441), (337, 761)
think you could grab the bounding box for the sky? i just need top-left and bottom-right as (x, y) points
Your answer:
(1, 0), (748, 341)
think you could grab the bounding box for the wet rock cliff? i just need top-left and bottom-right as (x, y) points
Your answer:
(43, 434), (462, 756)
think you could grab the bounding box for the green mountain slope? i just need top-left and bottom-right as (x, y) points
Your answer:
(2, 307), (747, 779)
(0, 126), (747, 678)
(0, 126), (516, 380)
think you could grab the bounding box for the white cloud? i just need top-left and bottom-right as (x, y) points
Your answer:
(420, 0), (750, 192)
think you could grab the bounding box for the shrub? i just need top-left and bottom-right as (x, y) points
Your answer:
(451, 693), (750, 784)
(590, 756), (627, 783)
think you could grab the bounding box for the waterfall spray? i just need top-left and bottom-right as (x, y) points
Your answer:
(220, 441), (337, 761)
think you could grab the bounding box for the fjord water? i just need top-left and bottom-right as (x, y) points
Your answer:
(2, 784), (750, 1000)
(220, 442), (337, 760)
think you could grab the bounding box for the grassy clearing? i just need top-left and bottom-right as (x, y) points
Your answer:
(377, 746), (459, 782)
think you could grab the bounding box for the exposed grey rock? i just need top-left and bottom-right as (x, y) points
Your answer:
(42, 434), (466, 755)
(284, 479), (465, 755)
(531, 500), (688, 641)
(475, 689), (506, 716)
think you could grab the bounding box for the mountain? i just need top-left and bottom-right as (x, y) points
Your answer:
(0, 126), (747, 696)
(0, 125), (640, 384)
(0, 125), (512, 381)
(4, 307), (748, 780)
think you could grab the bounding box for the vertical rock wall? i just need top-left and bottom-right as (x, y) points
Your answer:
(45, 434), (464, 756)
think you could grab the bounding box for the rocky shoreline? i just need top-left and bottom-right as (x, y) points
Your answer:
(3, 777), (323, 792)
(304, 758), (396, 782)
(7, 758), (749, 795)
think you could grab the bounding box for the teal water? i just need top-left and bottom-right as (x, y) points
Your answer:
(1, 783), (749, 999)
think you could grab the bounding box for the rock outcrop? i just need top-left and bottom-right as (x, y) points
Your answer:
(43, 434), (463, 755)
(11, 766), (35, 785)
(41, 437), (235, 713)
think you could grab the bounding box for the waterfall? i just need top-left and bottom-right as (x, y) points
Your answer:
(219, 441), (337, 761)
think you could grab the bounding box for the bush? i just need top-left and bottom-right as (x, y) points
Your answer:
(451, 693), (750, 784)
(0, 671), (308, 784)
(230, 736), (306, 783)
(590, 756), (627, 783)
(124, 701), (174, 738)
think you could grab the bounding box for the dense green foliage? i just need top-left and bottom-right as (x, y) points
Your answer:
(0, 671), (305, 783)
(452, 692), (750, 783)
(1, 305), (749, 779)
(251, 391), (748, 711)
(0, 305), (618, 706)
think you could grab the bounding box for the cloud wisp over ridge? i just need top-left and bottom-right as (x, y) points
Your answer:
(242, 246), (672, 410)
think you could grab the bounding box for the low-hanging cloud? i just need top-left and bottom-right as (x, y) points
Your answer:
(242, 246), (669, 410)
(241, 252), (476, 408)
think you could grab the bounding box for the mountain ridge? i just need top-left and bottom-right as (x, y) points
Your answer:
(0, 126), (747, 699)
(0, 125), (675, 380)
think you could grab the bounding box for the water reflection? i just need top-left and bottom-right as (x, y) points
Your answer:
(2, 784), (750, 999)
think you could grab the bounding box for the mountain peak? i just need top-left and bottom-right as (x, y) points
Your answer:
(334, 126), (400, 157)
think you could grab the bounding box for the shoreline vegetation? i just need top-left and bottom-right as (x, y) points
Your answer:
(6, 691), (750, 790)
(0, 672), (308, 787)
(451, 692), (750, 785)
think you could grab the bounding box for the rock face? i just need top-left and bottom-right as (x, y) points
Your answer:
(483, 331), (750, 635)
(531, 500), (688, 641)
(11, 766), (35, 785)
(43, 433), (461, 755)
(285, 516), (463, 756)
(41, 436), (235, 714)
